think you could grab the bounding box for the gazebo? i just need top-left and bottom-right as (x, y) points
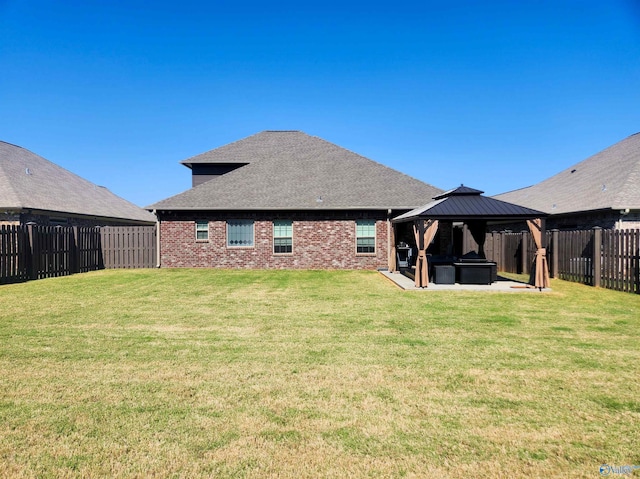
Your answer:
(390, 185), (550, 289)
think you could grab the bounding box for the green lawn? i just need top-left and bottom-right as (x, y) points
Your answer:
(1, 269), (639, 478)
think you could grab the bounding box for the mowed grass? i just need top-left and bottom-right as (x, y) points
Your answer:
(1, 269), (639, 478)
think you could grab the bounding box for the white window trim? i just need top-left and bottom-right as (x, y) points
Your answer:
(355, 219), (376, 255)
(195, 220), (209, 242)
(273, 220), (293, 255)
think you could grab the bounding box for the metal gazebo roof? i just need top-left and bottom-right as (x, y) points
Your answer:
(392, 185), (548, 223)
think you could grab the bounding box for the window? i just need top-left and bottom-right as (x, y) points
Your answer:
(195, 220), (209, 241)
(227, 220), (254, 247)
(273, 220), (292, 254)
(356, 220), (376, 254)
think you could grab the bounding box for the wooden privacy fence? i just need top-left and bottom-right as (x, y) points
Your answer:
(0, 225), (30, 283)
(486, 227), (640, 294)
(101, 226), (157, 269)
(0, 224), (156, 284)
(554, 229), (593, 285)
(600, 228), (640, 293)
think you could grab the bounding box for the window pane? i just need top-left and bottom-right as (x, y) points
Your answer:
(273, 220), (292, 238)
(356, 221), (375, 236)
(357, 238), (375, 253)
(274, 238), (292, 254)
(227, 220), (254, 246)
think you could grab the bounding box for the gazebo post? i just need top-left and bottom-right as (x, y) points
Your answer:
(412, 219), (439, 288)
(413, 220), (425, 287)
(526, 217), (550, 290)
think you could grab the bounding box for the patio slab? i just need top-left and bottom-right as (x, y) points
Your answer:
(379, 270), (551, 292)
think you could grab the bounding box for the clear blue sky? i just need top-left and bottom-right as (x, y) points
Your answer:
(1, 0), (639, 207)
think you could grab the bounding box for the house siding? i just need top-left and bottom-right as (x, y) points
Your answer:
(543, 211), (640, 231)
(0, 213), (20, 226)
(490, 210), (640, 234)
(158, 211), (390, 270)
(10, 212), (154, 228)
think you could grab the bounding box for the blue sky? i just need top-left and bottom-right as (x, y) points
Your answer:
(1, 0), (639, 207)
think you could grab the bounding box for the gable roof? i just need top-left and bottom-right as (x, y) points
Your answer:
(393, 185), (547, 223)
(149, 131), (443, 211)
(494, 132), (640, 215)
(0, 141), (156, 224)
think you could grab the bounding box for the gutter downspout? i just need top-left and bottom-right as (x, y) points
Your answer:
(153, 209), (161, 268)
(387, 209), (392, 272)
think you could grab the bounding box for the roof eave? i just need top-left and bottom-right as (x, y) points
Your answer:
(4, 207), (156, 225)
(393, 213), (548, 223)
(153, 206), (418, 212)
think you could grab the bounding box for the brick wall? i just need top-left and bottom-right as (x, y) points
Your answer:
(158, 211), (390, 270)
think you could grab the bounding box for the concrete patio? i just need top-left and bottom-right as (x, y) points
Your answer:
(379, 270), (551, 292)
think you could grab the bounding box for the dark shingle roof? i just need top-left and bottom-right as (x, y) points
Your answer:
(149, 131), (443, 210)
(494, 132), (640, 214)
(393, 185), (547, 222)
(0, 141), (156, 224)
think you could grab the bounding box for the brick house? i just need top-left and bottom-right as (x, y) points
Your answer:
(148, 131), (442, 269)
(494, 132), (640, 230)
(1, 140), (156, 226)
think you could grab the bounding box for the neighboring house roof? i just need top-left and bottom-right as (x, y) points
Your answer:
(149, 131), (443, 211)
(494, 132), (640, 215)
(393, 185), (547, 222)
(0, 141), (156, 224)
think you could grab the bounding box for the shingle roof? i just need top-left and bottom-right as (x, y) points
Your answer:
(494, 132), (640, 215)
(0, 141), (156, 224)
(393, 185), (547, 222)
(148, 131), (443, 210)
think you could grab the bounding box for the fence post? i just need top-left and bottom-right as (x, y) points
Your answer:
(499, 231), (505, 272)
(593, 227), (602, 288)
(551, 229), (559, 278)
(521, 230), (529, 274)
